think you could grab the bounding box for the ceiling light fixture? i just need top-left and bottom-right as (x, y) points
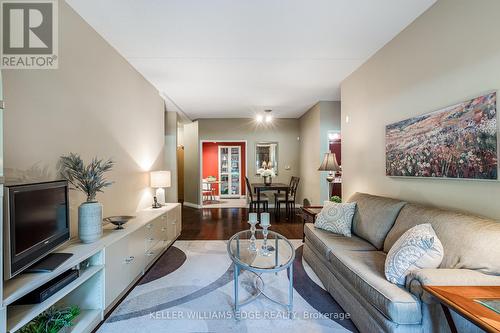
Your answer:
(256, 114), (264, 122)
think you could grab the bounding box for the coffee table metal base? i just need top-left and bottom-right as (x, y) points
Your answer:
(233, 264), (293, 317)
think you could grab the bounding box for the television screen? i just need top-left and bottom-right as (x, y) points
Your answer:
(5, 181), (70, 279)
(14, 186), (68, 255)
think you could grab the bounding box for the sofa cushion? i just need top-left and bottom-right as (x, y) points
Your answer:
(329, 250), (421, 324)
(384, 203), (500, 275)
(314, 201), (356, 237)
(304, 223), (375, 259)
(347, 193), (406, 250)
(385, 224), (444, 285)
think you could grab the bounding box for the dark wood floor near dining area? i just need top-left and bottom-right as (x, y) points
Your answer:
(179, 205), (304, 240)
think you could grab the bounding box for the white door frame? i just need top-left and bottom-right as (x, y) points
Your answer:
(199, 139), (248, 207)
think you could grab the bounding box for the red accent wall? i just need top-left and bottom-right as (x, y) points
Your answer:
(329, 138), (342, 198)
(329, 139), (341, 165)
(202, 142), (246, 195)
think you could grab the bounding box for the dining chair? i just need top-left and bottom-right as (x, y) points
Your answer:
(201, 181), (213, 202)
(274, 176), (300, 219)
(245, 177), (269, 212)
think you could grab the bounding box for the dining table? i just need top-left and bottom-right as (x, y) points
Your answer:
(252, 182), (290, 221)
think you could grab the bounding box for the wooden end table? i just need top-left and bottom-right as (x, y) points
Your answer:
(300, 206), (323, 242)
(423, 285), (500, 333)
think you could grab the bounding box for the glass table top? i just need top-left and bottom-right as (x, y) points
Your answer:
(227, 229), (295, 270)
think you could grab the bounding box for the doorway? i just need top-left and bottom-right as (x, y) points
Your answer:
(200, 140), (247, 208)
(177, 145), (184, 203)
(328, 131), (342, 198)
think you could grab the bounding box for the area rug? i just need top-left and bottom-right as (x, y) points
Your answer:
(97, 240), (357, 333)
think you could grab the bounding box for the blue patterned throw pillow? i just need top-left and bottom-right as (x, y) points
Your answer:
(314, 201), (356, 237)
(385, 223), (444, 285)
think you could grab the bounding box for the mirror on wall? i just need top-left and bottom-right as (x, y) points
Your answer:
(255, 142), (278, 174)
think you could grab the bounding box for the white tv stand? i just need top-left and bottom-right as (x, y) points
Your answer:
(0, 203), (181, 333)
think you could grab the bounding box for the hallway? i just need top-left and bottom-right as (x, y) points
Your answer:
(179, 206), (304, 240)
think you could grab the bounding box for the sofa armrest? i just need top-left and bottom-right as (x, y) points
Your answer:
(405, 269), (500, 304)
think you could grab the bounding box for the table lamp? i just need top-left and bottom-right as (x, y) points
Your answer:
(318, 152), (340, 183)
(150, 170), (171, 208)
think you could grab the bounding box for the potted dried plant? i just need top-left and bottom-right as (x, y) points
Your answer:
(59, 153), (114, 244)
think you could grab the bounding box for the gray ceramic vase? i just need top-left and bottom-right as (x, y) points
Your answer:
(78, 201), (103, 243)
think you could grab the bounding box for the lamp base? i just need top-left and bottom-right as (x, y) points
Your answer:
(155, 188), (166, 205)
(326, 171), (335, 183)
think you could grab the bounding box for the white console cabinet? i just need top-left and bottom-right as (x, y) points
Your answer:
(0, 203), (181, 333)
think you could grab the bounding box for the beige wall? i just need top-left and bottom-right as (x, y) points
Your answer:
(341, 0), (500, 219)
(298, 103), (320, 204)
(164, 111), (178, 203)
(2, 0), (165, 234)
(298, 101), (341, 205)
(183, 118), (300, 205)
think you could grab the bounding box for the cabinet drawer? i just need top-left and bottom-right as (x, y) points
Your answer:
(145, 215), (167, 249)
(145, 236), (159, 251)
(144, 240), (163, 267)
(167, 205), (182, 239)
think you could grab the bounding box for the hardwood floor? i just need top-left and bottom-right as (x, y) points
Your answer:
(179, 206), (304, 240)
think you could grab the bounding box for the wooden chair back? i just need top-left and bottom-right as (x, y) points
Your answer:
(245, 177), (254, 201)
(289, 176), (300, 199)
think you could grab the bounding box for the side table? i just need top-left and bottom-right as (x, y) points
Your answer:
(300, 206), (323, 242)
(423, 285), (500, 333)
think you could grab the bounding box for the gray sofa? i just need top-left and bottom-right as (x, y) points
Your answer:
(303, 192), (500, 333)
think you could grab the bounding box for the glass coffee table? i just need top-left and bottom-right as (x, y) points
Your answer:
(227, 229), (295, 314)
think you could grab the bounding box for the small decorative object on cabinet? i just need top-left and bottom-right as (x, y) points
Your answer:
(59, 153), (114, 244)
(103, 215), (136, 230)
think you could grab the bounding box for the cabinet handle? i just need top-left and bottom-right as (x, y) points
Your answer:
(171, 220), (176, 225)
(146, 224), (152, 229)
(161, 228), (166, 232)
(146, 251), (155, 256)
(147, 237), (154, 241)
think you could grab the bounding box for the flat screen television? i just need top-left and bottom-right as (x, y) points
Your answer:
(4, 180), (70, 279)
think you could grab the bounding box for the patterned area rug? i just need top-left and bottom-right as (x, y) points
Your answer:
(98, 240), (357, 333)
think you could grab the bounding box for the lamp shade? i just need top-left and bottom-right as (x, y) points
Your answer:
(318, 152), (340, 171)
(150, 171), (171, 188)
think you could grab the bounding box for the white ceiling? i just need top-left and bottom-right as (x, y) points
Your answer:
(67, 0), (436, 119)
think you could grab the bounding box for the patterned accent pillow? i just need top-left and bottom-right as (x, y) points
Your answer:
(385, 223), (444, 285)
(314, 201), (356, 237)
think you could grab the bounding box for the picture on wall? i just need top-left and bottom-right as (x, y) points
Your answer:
(386, 91), (497, 179)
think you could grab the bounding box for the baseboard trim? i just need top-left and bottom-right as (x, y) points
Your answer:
(184, 201), (302, 210)
(183, 201), (201, 209)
